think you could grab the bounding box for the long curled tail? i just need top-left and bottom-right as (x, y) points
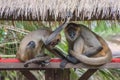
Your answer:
(70, 50), (112, 66)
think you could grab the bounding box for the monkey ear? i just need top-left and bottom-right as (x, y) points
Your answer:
(26, 41), (36, 49)
(45, 11), (73, 45)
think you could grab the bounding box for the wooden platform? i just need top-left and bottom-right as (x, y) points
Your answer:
(0, 62), (119, 80)
(0, 62), (119, 70)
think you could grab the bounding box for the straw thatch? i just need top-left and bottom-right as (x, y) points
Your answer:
(0, 0), (120, 21)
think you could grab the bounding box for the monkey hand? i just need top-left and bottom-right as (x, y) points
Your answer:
(66, 50), (80, 64)
(60, 59), (68, 69)
(24, 56), (50, 67)
(60, 53), (79, 69)
(38, 60), (50, 67)
(24, 60), (50, 67)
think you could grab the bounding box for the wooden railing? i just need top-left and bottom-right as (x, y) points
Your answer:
(0, 58), (120, 80)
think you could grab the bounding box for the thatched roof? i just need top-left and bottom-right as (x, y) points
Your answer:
(0, 0), (120, 21)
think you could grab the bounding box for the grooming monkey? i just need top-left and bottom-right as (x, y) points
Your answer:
(44, 22), (112, 77)
(16, 11), (72, 66)
(64, 23), (112, 66)
(16, 28), (61, 66)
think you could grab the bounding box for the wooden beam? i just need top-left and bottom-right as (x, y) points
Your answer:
(0, 10), (119, 21)
(0, 62), (119, 70)
(78, 69), (98, 80)
(0, 15), (118, 21)
(45, 69), (70, 80)
(20, 70), (37, 80)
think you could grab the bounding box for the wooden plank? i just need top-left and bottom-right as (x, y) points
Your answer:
(0, 72), (5, 80)
(45, 69), (54, 80)
(45, 69), (70, 80)
(63, 69), (70, 80)
(20, 70), (37, 80)
(54, 69), (70, 80)
(45, 62), (120, 69)
(54, 69), (63, 80)
(78, 69), (98, 80)
(0, 62), (120, 70)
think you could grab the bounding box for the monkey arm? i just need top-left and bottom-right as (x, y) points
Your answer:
(81, 28), (103, 57)
(45, 20), (70, 45)
(45, 12), (72, 45)
(82, 36), (103, 57)
(24, 55), (50, 67)
(52, 48), (79, 64)
(66, 55), (79, 64)
(46, 47), (67, 59)
(60, 55), (79, 68)
(84, 47), (103, 57)
(46, 47), (79, 64)
(46, 46), (80, 68)
(47, 47), (79, 68)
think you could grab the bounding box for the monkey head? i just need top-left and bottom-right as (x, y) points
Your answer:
(47, 34), (61, 49)
(16, 41), (36, 61)
(65, 23), (80, 41)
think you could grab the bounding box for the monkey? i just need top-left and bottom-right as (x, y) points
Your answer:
(45, 22), (112, 67)
(63, 23), (112, 66)
(16, 27), (61, 67)
(44, 14), (110, 66)
(16, 11), (73, 67)
(43, 11), (112, 67)
(45, 11), (72, 45)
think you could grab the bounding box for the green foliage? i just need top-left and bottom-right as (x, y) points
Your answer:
(70, 69), (79, 80)
(98, 69), (115, 80)
(56, 30), (68, 53)
(93, 21), (120, 38)
(15, 21), (39, 31)
(0, 27), (7, 43)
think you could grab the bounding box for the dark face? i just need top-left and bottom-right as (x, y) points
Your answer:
(68, 28), (76, 39)
(48, 34), (61, 48)
(49, 39), (60, 47)
(65, 23), (80, 41)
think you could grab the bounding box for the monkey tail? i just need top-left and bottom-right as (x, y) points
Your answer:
(70, 50), (112, 66)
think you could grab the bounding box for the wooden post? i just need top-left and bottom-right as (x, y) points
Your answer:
(45, 69), (70, 80)
(20, 70), (37, 80)
(0, 71), (5, 80)
(78, 69), (98, 80)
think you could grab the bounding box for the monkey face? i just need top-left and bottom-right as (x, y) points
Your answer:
(68, 28), (76, 39)
(66, 27), (79, 41)
(65, 23), (80, 41)
(48, 34), (61, 48)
